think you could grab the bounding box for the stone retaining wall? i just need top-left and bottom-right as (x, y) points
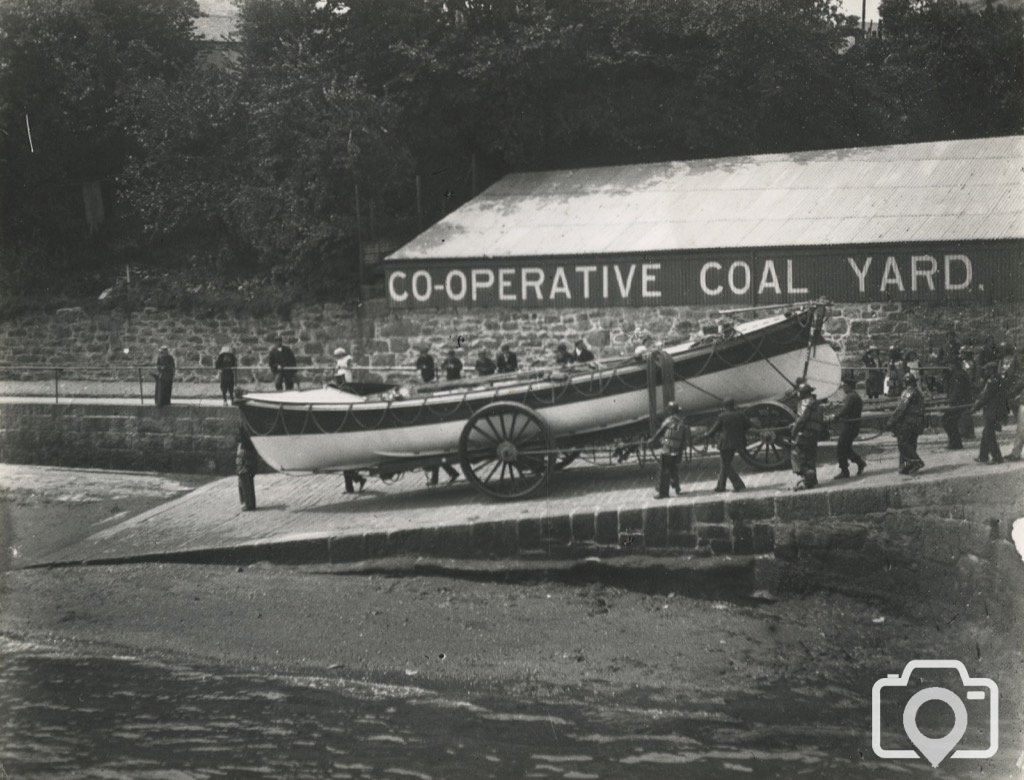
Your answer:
(0, 403), (239, 474)
(1, 299), (1020, 385)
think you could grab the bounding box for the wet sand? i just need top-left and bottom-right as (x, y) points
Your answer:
(1, 467), (1022, 776)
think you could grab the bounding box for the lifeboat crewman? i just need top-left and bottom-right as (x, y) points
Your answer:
(972, 363), (1006, 465)
(790, 384), (823, 490)
(888, 373), (926, 475)
(649, 401), (687, 499)
(415, 344), (436, 383)
(831, 375), (866, 479)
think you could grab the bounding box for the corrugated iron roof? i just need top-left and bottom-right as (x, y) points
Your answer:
(389, 136), (1024, 261)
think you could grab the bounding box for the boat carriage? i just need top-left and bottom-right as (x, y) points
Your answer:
(238, 302), (842, 499)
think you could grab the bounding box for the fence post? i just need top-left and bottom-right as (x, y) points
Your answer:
(54, 368), (60, 404)
(138, 367), (145, 404)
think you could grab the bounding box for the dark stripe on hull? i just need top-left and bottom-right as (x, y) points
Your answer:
(240, 312), (817, 437)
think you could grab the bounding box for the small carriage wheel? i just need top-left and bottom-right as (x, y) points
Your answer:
(739, 401), (796, 471)
(458, 401), (554, 499)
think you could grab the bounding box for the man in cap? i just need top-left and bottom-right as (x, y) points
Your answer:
(831, 375), (866, 479)
(215, 345), (237, 404)
(972, 363), (1006, 465)
(415, 344), (436, 383)
(475, 348), (497, 376)
(888, 372), (926, 474)
(332, 347), (354, 387)
(649, 401), (687, 499)
(268, 336), (297, 391)
(790, 383), (824, 490)
(704, 398), (750, 493)
(154, 346), (175, 406)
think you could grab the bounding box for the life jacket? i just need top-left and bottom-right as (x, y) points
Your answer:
(662, 416), (688, 452)
(795, 397), (823, 441)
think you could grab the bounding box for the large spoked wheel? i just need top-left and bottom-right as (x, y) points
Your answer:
(458, 401), (554, 500)
(739, 401), (796, 471)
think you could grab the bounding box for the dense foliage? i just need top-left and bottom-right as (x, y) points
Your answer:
(1, 0), (1021, 306)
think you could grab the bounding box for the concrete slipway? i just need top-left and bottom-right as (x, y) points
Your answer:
(19, 433), (1023, 572)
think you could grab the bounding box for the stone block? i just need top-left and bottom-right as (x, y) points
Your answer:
(595, 510), (618, 545)
(261, 538), (330, 565)
(618, 507), (643, 534)
(828, 486), (891, 518)
(669, 533), (698, 550)
(726, 497), (774, 522)
(517, 518), (542, 551)
(752, 523), (775, 554)
(570, 510), (595, 543)
(618, 531), (645, 552)
(329, 534), (365, 563)
(732, 521), (753, 554)
(775, 492), (830, 521)
(362, 532), (387, 559)
(542, 514), (571, 545)
(695, 523), (730, 541)
(645, 511), (668, 547)
(691, 501), (724, 525)
(709, 539), (733, 555)
(666, 504), (692, 537)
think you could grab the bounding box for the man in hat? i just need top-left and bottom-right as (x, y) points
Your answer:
(215, 345), (237, 404)
(332, 347), (354, 387)
(942, 359), (973, 450)
(574, 339), (596, 363)
(475, 349), (497, 376)
(704, 398), (750, 493)
(649, 401), (687, 498)
(268, 336), (297, 391)
(415, 344), (436, 383)
(154, 346), (175, 406)
(790, 384), (824, 490)
(889, 373), (926, 474)
(831, 375), (866, 479)
(972, 363), (1006, 465)
(496, 343), (518, 374)
(863, 345), (884, 399)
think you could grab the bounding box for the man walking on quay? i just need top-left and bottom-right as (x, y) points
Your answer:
(154, 346), (175, 406)
(831, 376), (866, 479)
(649, 401), (687, 499)
(973, 363), (1006, 465)
(790, 384), (824, 490)
(268, 336), (297, 391)
(942, 360), (973, 450)
(889, 373), (926, 475)
(704, 398), (750, 493)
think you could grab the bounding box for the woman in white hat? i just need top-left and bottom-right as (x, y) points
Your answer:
(215, 345), (237, 404)
(332, 347), (354, 387)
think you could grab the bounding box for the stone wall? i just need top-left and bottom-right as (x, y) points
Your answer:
(0, 402), (239, 474)
(0, 299), (1020, 386)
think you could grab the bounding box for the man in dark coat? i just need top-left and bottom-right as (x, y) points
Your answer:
(215, 346), (237, 404)
(942, 360), (973, 450)
(972, 363), (1006, 465)
(554, 343), (575, 366)
(649, 401), (687, 498)
(236, 428), (259, 511)
(863, 345), (884, 399)
(831, 376), (866, 479)
(415, 345), (436, 383)
(704, 398), (750, 492)
(442, 350), (463, 381)
(889, 373), (926, 474)
(268, 336), (297, 391)
(475, 349), (497, 376)
(790, 384), (824, 490)
(574, 339), (596, 363)
(496, 344), (518, 373)
(154, 346), (175, 406)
